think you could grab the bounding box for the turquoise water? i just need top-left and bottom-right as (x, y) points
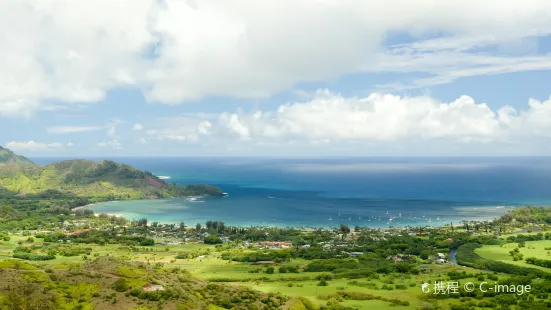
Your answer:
(34, 157), (551, 228)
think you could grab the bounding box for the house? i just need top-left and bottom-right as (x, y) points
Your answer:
(63, 229), (90, 236)
(220, 237), (230, 243)
(256, 241), (293, 249)
(347, 252), (364, 258)
(435, 259), (446, 264)
(143, 284), (165, 292)
(437, 253), (446, 259)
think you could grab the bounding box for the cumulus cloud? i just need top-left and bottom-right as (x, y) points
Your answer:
(97, 140), (123, 150)
(132, 123), (144, 131)
(6, 141), (73, 151)
(47, 126), (105, 134)
(3, 0), (551, 117)
(143, 116), (212, 142)
(107, 126), (117, 137)
(214, 90), (551, 144)
(135, 91), (551, 154)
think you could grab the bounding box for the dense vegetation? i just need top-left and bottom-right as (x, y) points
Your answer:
(499, 206), (551, 224)
(526, 257), (551, 269)
(0, 159), (223, 201)
(0, 257), (298, 310)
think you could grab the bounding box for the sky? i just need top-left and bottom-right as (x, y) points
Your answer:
(2, 0), (551, 157)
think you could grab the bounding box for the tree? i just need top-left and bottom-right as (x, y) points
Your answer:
(339, 224), (350, 234)
(195, 223), (202, 231)
(179, 222), (186, 231)
(137, 218), (148, 227)
(203, 235), (222, 244)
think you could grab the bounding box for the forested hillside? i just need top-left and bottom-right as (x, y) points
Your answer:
(0, 146), (35, 167)
(0, 147), (223, 205)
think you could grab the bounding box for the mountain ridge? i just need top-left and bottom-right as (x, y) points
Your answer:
(0, 147), (223, 203)
(0, 146), (36, 167)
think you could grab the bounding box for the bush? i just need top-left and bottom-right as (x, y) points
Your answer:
(526, 257), (551, 268)
(112, 279), (129, 292)
(12, 251), (55, 261)
(203, 236), (223, 244)
(317, 279), (328, 286)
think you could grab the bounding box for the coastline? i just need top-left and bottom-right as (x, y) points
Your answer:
(72, 203), (97, 211)
(81, 199), (510, 230)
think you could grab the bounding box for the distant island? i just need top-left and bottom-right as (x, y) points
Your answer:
(0, 146), (224, 209)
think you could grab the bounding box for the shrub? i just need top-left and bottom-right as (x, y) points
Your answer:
(317, 279), (328, 286)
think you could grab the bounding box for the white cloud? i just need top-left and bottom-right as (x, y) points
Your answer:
(143, 116), (212, 142)
(6, 140), (71, 151)
(97, 140), (123, 150)
(215, 90), (551, 144)
(132, 123), (144, 131)
(47, 125), (105, 134)
(107, 126), (117, 137)
(3, 0), (551, 116)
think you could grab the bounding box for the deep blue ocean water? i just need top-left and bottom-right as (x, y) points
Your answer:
(32, 157), (551, 228)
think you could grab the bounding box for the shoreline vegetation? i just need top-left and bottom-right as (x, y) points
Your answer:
(3, 150), (551, 309)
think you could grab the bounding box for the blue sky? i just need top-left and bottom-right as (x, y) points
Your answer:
(2, 1), (551, 157)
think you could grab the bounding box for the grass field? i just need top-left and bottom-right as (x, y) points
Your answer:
(476, 240), (551, 271)
(0, 235), (519, 309)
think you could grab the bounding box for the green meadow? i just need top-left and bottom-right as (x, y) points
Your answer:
(476, 239), (551, 272)
(0, 235), (496, 310)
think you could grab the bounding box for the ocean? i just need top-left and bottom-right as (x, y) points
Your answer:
(32, 157), (551, 228)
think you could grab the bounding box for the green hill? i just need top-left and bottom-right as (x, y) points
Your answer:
(0, 146), (35, 167)
(0, 147), (223, 204)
